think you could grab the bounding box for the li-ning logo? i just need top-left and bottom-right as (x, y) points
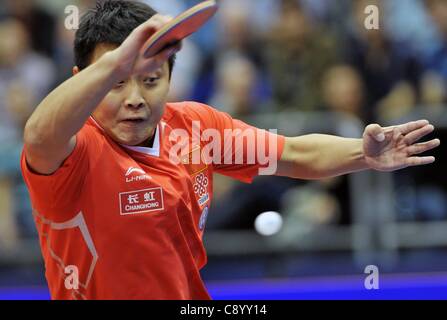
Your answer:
(125, 167), (152, 183)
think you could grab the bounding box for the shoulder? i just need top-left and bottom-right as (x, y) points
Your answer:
(164, 101), (220, 123)
(79, 117), (114, 149)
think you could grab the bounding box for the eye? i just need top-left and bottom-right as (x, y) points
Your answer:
(114, 80), (126, 89)
(143, 77), (159, 86)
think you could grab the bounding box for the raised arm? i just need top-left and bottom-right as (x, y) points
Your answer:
(23, 15), (177, 175)
(276, 120), (440, 180)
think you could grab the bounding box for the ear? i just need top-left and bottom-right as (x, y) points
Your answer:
(72, 66), (80, 76)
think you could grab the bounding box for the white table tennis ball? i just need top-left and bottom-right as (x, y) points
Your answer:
(254, 211), (283, 236)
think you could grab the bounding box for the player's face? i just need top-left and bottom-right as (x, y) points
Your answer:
(77, 44), (171, 147)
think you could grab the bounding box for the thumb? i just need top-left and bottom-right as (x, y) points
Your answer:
(365, 124), (385, 142)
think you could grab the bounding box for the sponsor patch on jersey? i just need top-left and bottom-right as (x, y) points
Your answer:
(193, 172), (210, 207)
(119, 187), (164, 215)
(199, 206), (209, 231)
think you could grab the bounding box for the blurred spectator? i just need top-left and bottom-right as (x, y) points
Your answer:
(264, 0), (339, 111)
(321, 65), (365, 119)
(277, 180), (342, 245)
(0, 18), (55, 142)
(420, 0), (447, 106)
(191, 0), (270, 105)
(386, 0), (438, 54)
(419, 71), (446, 109)
(168, 40), (203, 101)
(51, 0), (111, 86)
(344, 0), (422, 122)
(0, 175), (18, 249)
(52, 15), (76, 85)
(217, 0), (280, 34)
(4, 0), (57, 58)
(0, 18), (55, 239)
(217, 3), (262, 61)
(209, 53), (270, 118)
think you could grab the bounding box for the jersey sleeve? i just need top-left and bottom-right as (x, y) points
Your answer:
(20, 124), (97, 221)
(183, 102), (285, 183)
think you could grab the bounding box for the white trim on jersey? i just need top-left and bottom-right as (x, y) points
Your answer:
(122, 124), (161, 157)
(33, 209), (98, 299)
(89, 116), (162, 157)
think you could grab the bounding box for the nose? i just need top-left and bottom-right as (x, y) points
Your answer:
(124, 84), (146, 109)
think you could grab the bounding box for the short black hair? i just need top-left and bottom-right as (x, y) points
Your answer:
(74, 0), (176, 77)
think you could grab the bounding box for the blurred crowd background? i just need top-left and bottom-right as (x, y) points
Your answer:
(1, 0), (447, 298)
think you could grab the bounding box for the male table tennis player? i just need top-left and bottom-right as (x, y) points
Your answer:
(21, 0), (439, 300)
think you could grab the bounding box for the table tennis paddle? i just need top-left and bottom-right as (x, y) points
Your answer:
(142, 0), (219, 58)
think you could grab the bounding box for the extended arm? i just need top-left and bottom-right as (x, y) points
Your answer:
(276, 121), (440, 180)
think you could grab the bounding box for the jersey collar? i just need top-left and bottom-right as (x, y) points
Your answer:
(88, 116), (161, 157)
(121, 124), (160, 157)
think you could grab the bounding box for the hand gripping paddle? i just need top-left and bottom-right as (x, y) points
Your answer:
(142, 0), (219, 58)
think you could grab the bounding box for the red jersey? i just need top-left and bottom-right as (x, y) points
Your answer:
(21, 102), (285, 300)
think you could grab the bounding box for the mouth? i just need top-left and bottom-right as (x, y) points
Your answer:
(120, 118), (147, 125)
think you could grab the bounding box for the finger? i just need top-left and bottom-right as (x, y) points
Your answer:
(388, 119), (430, 135)
(406, 156), (436, 167)
(136, 15), (166, 31)
(141, 14), (173, 27)
(132, 22), (163, 45)
(146, 45), (179, 68)
(134, 15), (173, 42)
(159, 43), (181, 58)
(403, 124), (435, 145)
(407, 139), (441, 155)
(365, 123), (385, 142)
(134, 41), (179, 74)
(156, 40), (182, 56)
